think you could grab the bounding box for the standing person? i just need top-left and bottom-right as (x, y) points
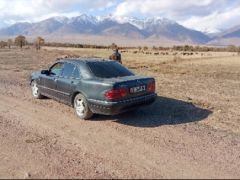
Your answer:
(109, 48), (122, 64)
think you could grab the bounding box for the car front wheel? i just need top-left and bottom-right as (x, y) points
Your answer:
(74, 94), (93, 120)
(31, 80), (43, 99)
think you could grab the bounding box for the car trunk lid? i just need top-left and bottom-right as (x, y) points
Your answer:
(104, 75), (155, 99)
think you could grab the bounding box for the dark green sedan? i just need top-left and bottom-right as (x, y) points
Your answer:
(30, 59), (157, 119)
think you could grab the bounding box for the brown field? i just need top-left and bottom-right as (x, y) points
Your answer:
(0, 47), (240, 178)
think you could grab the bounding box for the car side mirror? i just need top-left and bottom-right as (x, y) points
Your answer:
(41, 70), (49, 75)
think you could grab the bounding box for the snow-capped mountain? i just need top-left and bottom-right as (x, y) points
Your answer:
(0, 14), (210, 44)
(207, 24), (240, 46)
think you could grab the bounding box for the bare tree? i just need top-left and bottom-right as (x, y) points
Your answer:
(15, 35), (26, 48)
(35, 36), (45, 50)
(7, 39), (13, 49)
(0, 41), (7, 48)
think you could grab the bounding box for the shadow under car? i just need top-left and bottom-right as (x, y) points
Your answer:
(93, 96), (213, 128)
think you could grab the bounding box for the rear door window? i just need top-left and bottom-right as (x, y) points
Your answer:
(87, 61), (134, 78)
(62, 63), (75, 78)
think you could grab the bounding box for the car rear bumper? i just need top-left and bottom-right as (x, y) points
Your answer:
(88, 93), (157, 115)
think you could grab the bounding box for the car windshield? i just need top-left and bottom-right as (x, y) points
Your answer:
(87, 61), (134, 78)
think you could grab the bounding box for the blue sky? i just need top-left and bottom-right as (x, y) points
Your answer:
(0, 0), (240, 33)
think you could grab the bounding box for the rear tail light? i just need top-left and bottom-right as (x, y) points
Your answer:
(147, 81), (155, 92)
(104, 88), (128, 100)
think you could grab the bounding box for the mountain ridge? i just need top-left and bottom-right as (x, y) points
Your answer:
(0, 14), (209, 44)
(0, 14), (239, 46)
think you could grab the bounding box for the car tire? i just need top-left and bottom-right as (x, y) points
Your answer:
(74, 93), (93, 120)
(31, 80), (43, 99)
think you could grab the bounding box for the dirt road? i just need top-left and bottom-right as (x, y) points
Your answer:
(0, 48), (240, 178)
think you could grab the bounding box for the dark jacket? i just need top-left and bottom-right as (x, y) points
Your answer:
(109, 50), (122, 64)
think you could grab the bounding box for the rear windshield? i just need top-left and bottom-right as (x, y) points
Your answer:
(87, 61), (134, 78)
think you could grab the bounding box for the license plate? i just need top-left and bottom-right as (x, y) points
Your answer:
(130, 85), (146, 93)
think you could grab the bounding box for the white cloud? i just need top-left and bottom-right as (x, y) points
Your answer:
(113, 0), (226, 18)
(181, 5), (240, 33)
(0, 0), (115, 25)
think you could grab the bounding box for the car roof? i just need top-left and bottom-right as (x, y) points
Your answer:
(57, 58), (113, 66)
